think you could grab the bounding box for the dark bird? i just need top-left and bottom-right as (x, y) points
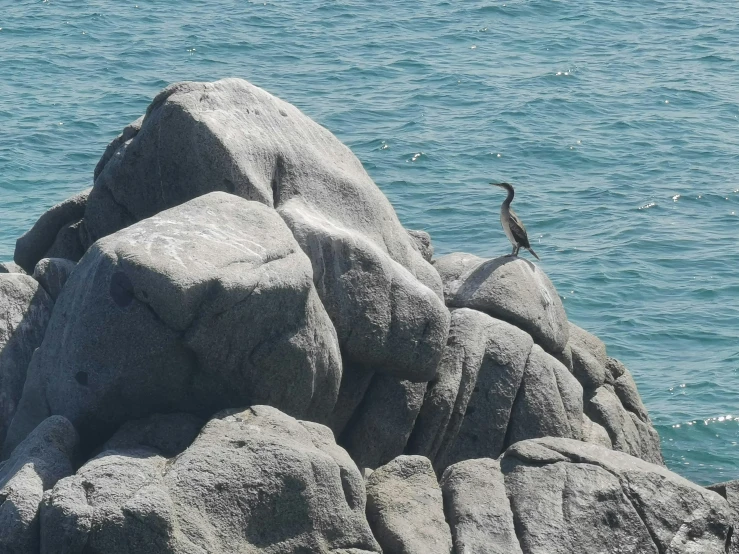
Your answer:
(490, 182), (540, 260)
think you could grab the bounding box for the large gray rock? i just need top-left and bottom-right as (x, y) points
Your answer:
(365, 456), (452, 554)
(502, 438), (732, 554)
(0, 416), (78, 554)
(435, 253), (568, 353)
(569, 322), (608, 390)
(44, 220), (86, 263)
(41, 406), (380, 554)
(4, 192), (341, 454)
(86, 78), (449, 382)
(581, 413), (613, 449)
(14, 188), (90, 273)
(101, 413), (204, 458)
(608, 357), (651, 422)
(0, 262), (26, 274)
(440, 458), (522, 554)
(706, 479), (739, 554)
(506, 344), (583, 447)
(32, 258), (76, 301)
(0, 274), (53, 446)
(341, 375), (426, 470)
(586, 385), (663, 465)
(406, 229), (433, 262)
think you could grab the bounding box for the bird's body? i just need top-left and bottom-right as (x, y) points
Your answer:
(491, 182), (540, 260)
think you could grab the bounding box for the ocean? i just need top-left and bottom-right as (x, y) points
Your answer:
(1, 0), (737, 485)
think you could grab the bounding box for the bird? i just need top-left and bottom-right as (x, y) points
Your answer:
(490, 182), (540, 260)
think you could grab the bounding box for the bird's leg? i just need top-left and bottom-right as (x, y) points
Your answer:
(513, 245), (520, 257)
(510, 245), (517, 257)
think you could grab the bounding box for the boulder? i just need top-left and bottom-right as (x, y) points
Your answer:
(569, 322), (607, 390)
(0, 262), (26, 274)
(44, 220), (85, 263)
(85, 78), (448, 381)
(440, 458), (522, 554)
(365, 455), (452, 554)
(585, 385), (663, 465)
(706, 479), (739, 554)
(406, 229), (433, 262)
(502, 438), (732, 554)
(608, 357), (650, 422)
(41, 406), (380, 554)
(421, 309), (533, 470)
(0, 416), (78, 554)
(14, 188), (90, 273)
(101, 413), (204, 458)
(435, 253), (568, 353)
(341, 375), (426, 470)
(581, 413), (612, 449)
(0, 274), (53, 446)
(4, 192), (341, 454)
(506, 344), (583, 446)
(32, 258), (76, 301)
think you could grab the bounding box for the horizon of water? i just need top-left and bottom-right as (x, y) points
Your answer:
(1, 0), (737, 485)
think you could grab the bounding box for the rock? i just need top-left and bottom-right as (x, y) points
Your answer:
(4, 192), (341, 454)
(440, 458), (522, 554)
(608, 357), (650, 422)
(706, 479), (739, 554)
(406, 229), (434, 262)
(329, 364), (376, 436)
(436, 253), (568, 353)
(503, 438), (732, 554)
(365, 455), (452, 554)
(553, 343), (573, 371)
(44, 220), (85, 263)
(0, 416), (78, 554)
(41, 406), (380, 554)
(506, 344), (583, 447)
(85, 78), (448, 381)
(14, 188), (90, 273)
(416, 309), (532, 471)
(32, 258), (76, 301)
(0, 274), (53, 446)
(341, 374), (426, 470)
(0, 262), (26, 274)
(585, 385), (663, 465)
(581, 413), (612, 449)
(101, 413), (204, 457)
(569, 322), (608, 390)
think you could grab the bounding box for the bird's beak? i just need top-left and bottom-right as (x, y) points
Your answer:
(490, 182), (504, 188)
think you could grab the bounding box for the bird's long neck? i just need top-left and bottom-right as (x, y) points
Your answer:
(502, 187), (514, 208)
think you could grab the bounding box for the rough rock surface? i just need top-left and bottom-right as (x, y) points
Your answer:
(503, 437), (731, 554)
(31, 258), (76, 301)
(4, 192), (341, 453)
(581, 413), (613, 448)
(440, 458), (522, 554)
(706, 479), (739, 554)
(0, 416), (78, 554)
(101, 413), (204, 458)
(0, 262), (26, 274)
(365, 455), (452, 554)
(14, 189), (89, 273)
(41, 406), (380, 554)
(85, 78), (449, 381)
(0, 274), (53, 446)
(434, 253), (568, 353)
(569, 322), (608, 390)
(406, 229), (434, 262)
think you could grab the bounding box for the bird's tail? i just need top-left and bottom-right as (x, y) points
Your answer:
(528, 247), (541, 261)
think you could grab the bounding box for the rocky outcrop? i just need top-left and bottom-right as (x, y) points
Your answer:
(434, 253), (568, 353)
(100, 413), (204, 458)
(406, 230), (434, 262)
(503, 438), (732, 554)
(14, 189), (89, 273)
(4, 192), (341, 453)
(365, 455), (452, 554)
(707, 479), (739, 554)
(85, 78), (449, 382)
(0, 416), (78, 554)
(31, 258), (76, 301)
(0, 262), (26, 274)
(0, 274), (53, 446)
(40, 406), (380, 554)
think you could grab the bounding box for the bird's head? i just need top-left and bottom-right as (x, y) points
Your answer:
(490, 182), (514, 193)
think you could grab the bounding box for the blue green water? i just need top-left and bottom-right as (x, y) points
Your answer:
(1, 0), (737, 485)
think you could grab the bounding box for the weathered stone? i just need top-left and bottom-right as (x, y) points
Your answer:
(41, 406), (381, 554)
(503, 437), (732, 554)
(101, 413), (204, 458)
(86, 78), (448, 382)
(0, 262), (26, 274)
(341, 375), (426, 470)
(329, 364), (375, 436)
(32, 258), (76, 301)
(434, 310), (532, 472)
(406, 229), (434, 262)
(706, 479), (739, 554)
(506, 344), (583, 447)
(586, 386), (662, 465)
(0, 274), (53, 447)
(366, 456), (452, 554)
(14, 189), (90, 273)
(581, 413), (613, 449)
(440, 458), (522, 554)
(436, 253), (568, 353)
(44, 220), (85, 263)
(4, 193), (341, 454)
(569, 323), (608, 390)
(1, 416), (77, 554)
(609, 358), (650, 422)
